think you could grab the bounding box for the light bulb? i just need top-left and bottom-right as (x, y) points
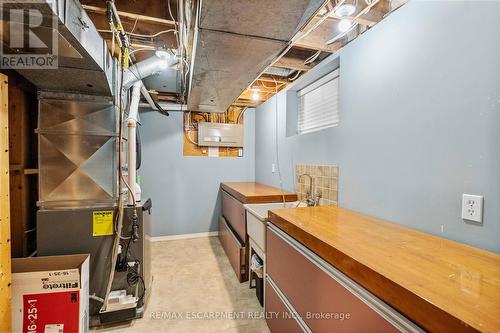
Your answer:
(251, 91), (260, 101)
(251, 89), (260, 101)
(334, 4), (356, 17)
(338, 19), (353, 33)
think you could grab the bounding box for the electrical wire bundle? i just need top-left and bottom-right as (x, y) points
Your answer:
(123, 237), (146, 303)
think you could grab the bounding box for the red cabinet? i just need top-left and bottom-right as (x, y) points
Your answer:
(218, 217), (246, 282)
(265, 279), (304, 333)
(220, 189), (248, 282)
(221, 189), (246, 241)
(265, 224), (421, 333)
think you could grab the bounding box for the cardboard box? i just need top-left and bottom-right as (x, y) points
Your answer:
(11, 254), (90, 333)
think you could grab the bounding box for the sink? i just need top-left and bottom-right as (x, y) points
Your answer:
(244, 201), (306, 254)
(244, 201), (306, 222)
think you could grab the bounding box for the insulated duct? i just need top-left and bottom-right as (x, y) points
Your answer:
(188, 0), (328, 112)
(1, 0), (115, 95)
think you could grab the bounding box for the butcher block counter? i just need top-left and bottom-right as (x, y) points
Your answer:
(221, 182), (297, 204)
(268, 206), (500, 333)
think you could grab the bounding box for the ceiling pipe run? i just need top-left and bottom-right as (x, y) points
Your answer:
(123, 54), (179, 111)
(139, 102), (188, 111)
(123, 55), (179, 89)
(122, 54), (179, 203)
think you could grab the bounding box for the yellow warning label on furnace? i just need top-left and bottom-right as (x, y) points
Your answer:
(93, 210), (114, 236)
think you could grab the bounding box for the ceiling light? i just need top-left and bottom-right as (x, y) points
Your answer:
(251, 87), (260, 101)
(338, 19), (353, 33)
(334, 3), (356, 17)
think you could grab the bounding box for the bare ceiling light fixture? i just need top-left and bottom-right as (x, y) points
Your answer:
(251, 87), (260, 101)
(338, 18), (354, 32)
(334, 0), (357, 17)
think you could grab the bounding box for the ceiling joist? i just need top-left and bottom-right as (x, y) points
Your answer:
(82, 4), (176, 27)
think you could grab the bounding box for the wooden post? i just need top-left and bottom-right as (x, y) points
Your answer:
(0, 73), (12, 332)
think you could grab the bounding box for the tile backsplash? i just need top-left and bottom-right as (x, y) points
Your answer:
(295, 164), (338, 206)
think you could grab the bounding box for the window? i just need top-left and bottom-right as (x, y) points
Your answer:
(297, 70), (339, 134)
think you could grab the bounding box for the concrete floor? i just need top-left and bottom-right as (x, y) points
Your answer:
(93, 237), (270, 333)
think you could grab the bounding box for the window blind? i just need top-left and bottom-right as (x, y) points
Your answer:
(297, 70), (339, 134)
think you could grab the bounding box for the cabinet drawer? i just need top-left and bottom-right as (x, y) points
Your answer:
(267, 224), (421, 333)
(219, 217), (246, 282)
(221, 190), (246, 242)
(265, 276), (307, 333)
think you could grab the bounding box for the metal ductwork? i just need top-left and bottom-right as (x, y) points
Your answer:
(37, 91), (117, 209)
(264, 66), (297, 77)
(1, 0), (115, 96)
(188, 0), (327, 113)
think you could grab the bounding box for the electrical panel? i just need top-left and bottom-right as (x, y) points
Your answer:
(197, 122), (244, 147)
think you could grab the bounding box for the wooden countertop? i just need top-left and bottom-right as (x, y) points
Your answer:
(221, 182), (297, 204)
(268, 206), (500, 333)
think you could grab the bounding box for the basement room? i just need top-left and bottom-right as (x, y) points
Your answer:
(0, 0), (499, 332)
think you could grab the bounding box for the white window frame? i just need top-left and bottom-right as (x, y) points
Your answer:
(297, 69), (340, 135)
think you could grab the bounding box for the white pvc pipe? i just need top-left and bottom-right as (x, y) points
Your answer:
(127, 81), (142, 204)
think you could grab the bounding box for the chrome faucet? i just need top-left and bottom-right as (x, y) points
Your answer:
(298, 173), (321, 206)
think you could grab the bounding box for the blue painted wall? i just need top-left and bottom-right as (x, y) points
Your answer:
(255, 1), (500, 252)
(140, 109), (255, 236)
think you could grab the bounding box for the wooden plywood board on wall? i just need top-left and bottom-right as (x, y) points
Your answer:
(183, 107), (246, 157)
(6, 73), (37, 258)
(0, 73), (12, 333)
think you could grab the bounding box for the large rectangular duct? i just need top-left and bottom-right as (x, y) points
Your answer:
(1, 0), (115, 96)
(188, 0), (327, 112)
(37, 91), (117, 209)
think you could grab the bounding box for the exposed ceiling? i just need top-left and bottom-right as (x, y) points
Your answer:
(82, 0), (407, 109)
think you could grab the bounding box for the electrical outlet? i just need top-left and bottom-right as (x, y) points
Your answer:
(461, 194), (483, 223)
(271, 163), (276, 173)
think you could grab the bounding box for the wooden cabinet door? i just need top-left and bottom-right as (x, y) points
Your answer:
(266, 224), (420, 333)
(265, 278), (305, 333)
(218, 217), (246, 282)
(221, 190), (246, 242)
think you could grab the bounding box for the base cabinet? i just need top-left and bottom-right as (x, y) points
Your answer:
(219, 217), (247, 282)
(265, 277), (306, 333)
(265, 224), (423, 333)
(221, 190), (246, 241)
(221, 190), (248, 281)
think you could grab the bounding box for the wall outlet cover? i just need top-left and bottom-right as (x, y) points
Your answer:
(461, 194), (483, 224)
